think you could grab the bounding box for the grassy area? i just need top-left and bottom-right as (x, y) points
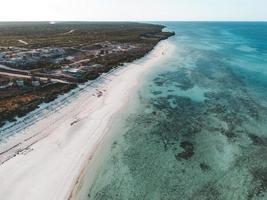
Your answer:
(0, 22), (170, 48)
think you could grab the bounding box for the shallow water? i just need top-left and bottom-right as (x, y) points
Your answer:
(82, 22), (267, 200)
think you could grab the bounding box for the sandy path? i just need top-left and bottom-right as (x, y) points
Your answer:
(63, 29), (76, 35)
(18, 40), (29, 45)
(0, 71), (70, 84)
(0, 64), (29, 73)
(0, 40), (174, 200)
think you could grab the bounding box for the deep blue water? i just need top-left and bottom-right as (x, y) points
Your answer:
(82, 22), (267, 200)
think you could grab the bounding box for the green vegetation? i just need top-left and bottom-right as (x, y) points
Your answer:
(0, 22), (172, 48)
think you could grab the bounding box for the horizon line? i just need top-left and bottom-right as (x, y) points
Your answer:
(0, 20), (266, 23)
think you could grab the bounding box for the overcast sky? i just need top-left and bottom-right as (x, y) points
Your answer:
(1, 0), (267, 21)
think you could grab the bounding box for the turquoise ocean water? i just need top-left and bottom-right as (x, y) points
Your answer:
(82, 22), (267, 200)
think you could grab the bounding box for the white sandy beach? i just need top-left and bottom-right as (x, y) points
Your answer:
(0, 40), (174, 200)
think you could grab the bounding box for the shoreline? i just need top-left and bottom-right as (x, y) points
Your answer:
(0, 39), (175, 200)
(0, 22), (174, 127)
